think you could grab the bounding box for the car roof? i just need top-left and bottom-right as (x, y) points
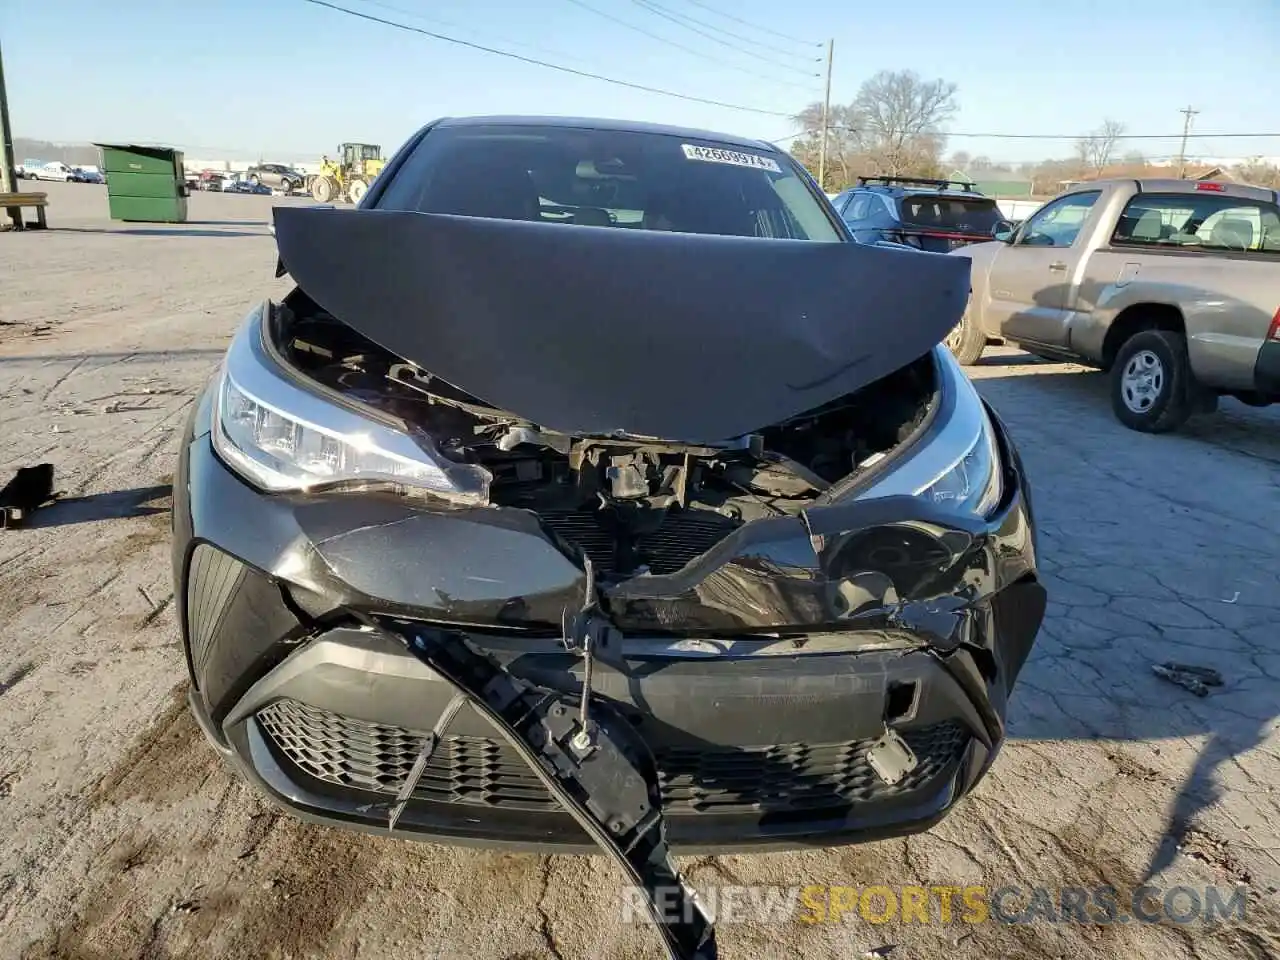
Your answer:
(432, 115), (778, 153)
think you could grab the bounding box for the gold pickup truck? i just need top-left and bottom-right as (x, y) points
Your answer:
(948, 177), (1280, 432)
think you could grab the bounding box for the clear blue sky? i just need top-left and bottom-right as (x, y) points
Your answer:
(4, 0), (1278, 165)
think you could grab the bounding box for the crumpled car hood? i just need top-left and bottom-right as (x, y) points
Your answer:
(272, 206), (971, 443)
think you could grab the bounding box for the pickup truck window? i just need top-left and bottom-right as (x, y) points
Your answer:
(1016, 191), (1101, 247)
(1111, 192), (1280, 253)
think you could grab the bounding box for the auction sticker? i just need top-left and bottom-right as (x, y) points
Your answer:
(681, 144), (781, 173)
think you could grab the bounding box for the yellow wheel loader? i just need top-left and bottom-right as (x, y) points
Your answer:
(308, 143), (387, 204)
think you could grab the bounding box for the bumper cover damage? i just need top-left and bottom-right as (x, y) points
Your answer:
(177, 396), (1043, 958)
(389, 606), (717, 960)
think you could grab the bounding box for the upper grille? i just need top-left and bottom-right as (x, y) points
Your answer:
(538, 507), (739, 575)
(257, 698), (968, 816)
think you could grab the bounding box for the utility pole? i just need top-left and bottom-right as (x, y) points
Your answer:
(817, 38), (833, 192)
(0, 36), (16, 195)
(1176, 105), (1198, 179)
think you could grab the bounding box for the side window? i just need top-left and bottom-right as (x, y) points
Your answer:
(871, 195), (895, 225)
(844, 194), (871, 221)
(1017, 191), (1102, 247)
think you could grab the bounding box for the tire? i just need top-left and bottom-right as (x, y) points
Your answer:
(1109, 329), (1198, 433)
(945, 299), (986, 365)
(311, 176), (335, 203)
(249, 174), (260, 185)
(347, 178), (368, 204)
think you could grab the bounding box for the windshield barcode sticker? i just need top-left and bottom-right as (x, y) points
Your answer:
(681, 144), (781, 173)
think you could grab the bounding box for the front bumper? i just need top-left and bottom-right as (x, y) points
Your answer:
(173, 387), (1045, 852)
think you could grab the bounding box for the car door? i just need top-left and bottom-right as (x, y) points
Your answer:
(983, 190), (1102, 347)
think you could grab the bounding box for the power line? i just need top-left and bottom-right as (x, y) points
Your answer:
(682, 0), (820, 47)
(629, 0), (821, 69)
(772, 125), (1280, 142)
(561, 0), (819, 90)
(300, 0), (793, 117)
(949, 130), (1280, 140)
(352, 0), (595, 66)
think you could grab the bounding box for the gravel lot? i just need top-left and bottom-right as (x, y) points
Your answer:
(1, 181), (1278, 960)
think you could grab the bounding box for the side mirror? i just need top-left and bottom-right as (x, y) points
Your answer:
(992, 219), (1017, 243)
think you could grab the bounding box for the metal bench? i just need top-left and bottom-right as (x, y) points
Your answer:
(0, 191), (49, 231)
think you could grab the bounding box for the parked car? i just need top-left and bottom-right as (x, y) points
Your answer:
(831, 176), (1009, 253)
(223, 179), (272, 195)
(174, 117), (1044, 879)
(197, 171), (229, 191)
(246, 162), (305, 194)
(73, 166), (105, 184)
(948, 177), (1280, 432)
(32, 161), (79, 182)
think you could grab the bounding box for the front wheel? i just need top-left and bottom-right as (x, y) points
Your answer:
(1110, 329), (1198, 433)
(311, 176), (336, 203)
(945, 300), (986, 365)
(347, 178), (368, 204)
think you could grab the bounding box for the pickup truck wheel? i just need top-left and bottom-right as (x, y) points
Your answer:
(945, 302), (986, 365)
(1110, 329), (1195, 432)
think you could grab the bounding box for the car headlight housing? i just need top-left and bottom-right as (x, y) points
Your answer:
(857, 348), (1004, 517)
(912, 410), (1002, 515)
(211, 308), (490, 504)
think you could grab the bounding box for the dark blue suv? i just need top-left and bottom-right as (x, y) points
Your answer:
(831, 176), (1007, 252)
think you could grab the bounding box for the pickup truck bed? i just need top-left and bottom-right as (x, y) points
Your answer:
(949, 177), (1280, 432)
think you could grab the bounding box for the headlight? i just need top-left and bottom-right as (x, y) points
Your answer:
(913, 410), (1002, 515)
(211, 308), (490, 504)
(857, 348), (1003, 517)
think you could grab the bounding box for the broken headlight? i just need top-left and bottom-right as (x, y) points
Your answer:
(211, 307), (490, 503)
(858, 348), (1003, 517)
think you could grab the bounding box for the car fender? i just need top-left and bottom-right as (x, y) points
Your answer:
(949, 242), (1000, 336)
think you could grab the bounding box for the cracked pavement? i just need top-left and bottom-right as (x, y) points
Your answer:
(0, 183), (1277, 960)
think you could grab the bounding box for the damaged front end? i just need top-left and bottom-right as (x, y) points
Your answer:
(177, 205), (1044, 960)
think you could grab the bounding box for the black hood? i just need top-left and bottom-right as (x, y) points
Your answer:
(272, 206), (970, 443)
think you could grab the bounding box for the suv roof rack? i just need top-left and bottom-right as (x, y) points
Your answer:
(856, 175), (979, 193)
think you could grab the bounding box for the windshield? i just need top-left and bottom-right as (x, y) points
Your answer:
(896, 195), (1002, 233)
(376, 123), (841, 241)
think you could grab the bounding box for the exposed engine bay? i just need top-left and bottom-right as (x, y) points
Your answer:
(274, 290), (937, 579)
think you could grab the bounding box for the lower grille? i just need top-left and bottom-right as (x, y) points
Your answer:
(538, 507), (739, 575)
(257, 698), (969, 816)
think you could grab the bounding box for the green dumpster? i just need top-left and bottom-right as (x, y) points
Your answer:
(94, 143), (189, 223)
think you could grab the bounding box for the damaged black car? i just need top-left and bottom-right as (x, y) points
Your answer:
(173, 118), (1044, 882)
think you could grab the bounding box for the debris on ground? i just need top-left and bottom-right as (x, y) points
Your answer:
(0, 463), (56, 529)
(1151, 662), (1224, 697)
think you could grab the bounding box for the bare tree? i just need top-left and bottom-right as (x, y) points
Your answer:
(790, 102), (863, 190)
(1233, 158), (1280, 188)
(791, 70), (957, 186)
(853, 70), (958, 176)
(1075, 119), (1127, 178)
